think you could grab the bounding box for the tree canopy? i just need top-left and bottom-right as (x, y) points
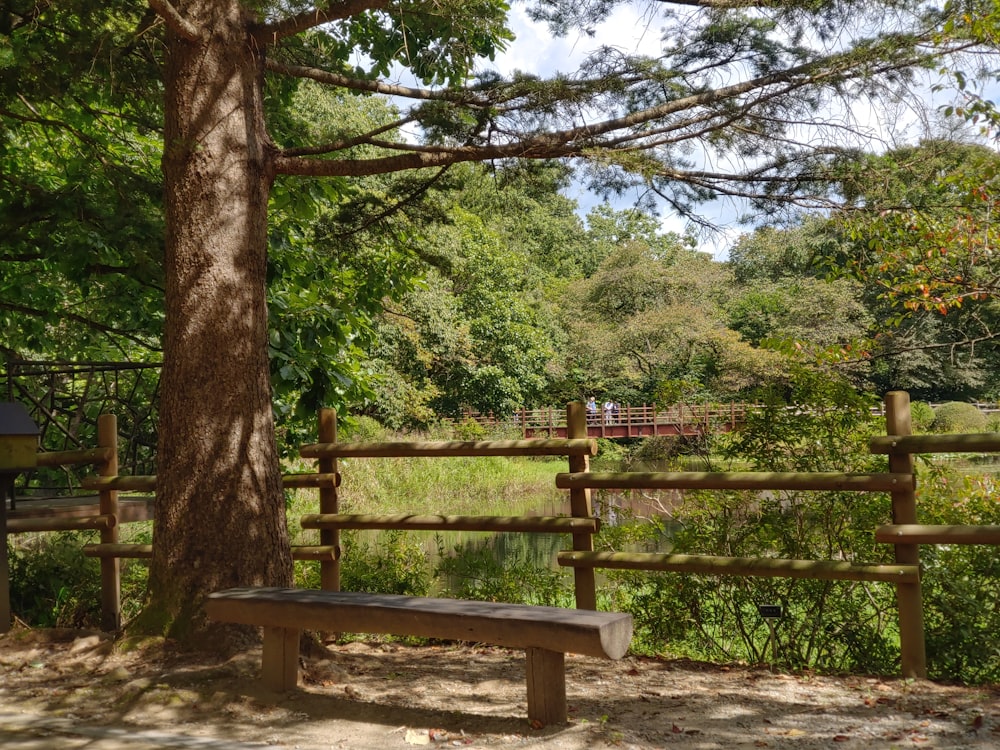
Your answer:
(4, 0), (998, 641)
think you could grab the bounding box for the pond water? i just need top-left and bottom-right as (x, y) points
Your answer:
(340, 485), (683, 596)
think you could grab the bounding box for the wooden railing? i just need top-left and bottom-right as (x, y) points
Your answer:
(296, 403), (601, 607)
(8, 394), (1000, 682)
(2, 414), (120, 633)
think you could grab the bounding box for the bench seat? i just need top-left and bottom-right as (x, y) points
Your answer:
(206, 587), (632, 725)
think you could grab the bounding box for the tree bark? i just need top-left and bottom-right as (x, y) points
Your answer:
(146, 0), (291, 642)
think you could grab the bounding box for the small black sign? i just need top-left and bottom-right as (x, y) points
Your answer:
(758, 604), (783, 619)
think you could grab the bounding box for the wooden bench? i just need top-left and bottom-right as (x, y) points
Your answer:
(206, 587), (633, 725)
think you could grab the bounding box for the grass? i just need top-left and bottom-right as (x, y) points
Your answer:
(287, 453), (570, 561)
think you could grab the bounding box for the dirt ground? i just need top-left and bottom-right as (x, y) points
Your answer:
(1, 626), (998, 750)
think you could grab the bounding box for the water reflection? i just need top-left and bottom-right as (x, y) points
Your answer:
(341, 487), (683, 598)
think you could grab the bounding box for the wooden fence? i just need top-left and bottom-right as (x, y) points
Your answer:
(6, 392), (1000, 680)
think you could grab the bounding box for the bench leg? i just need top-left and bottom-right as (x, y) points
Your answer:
(261, 626), (300, 691)
(525, 647), (566, 725)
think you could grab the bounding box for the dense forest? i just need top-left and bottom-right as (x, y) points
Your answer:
(6, 128), (1000, 434)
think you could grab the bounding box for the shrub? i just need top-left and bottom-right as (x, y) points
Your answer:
(932, 402), (986, 433)
(609, 366), (903, 672)
(435, 537), (571, 606)
(915, 468), (1000, 683)
(7, 533), (101, 627)
(7, 528), (150, 630)
(343, 531), (431, 596)
(339, 415), (389, 441)
(909, 401), (935, 432)
(453, 417), (488, 440)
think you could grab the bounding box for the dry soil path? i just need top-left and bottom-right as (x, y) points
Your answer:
(1, 627), (998, 749)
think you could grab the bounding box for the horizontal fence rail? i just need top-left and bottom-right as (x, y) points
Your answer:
(870, 432), (1000, 454)
(556, 471), (914, 492)
(300, 513), (600, 534)
(874, 524), (1000, 545)
(557, 551), (921, 583)
(300, 438), (597, 459)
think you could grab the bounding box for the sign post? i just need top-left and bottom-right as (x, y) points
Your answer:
(758, 604), (783, 666)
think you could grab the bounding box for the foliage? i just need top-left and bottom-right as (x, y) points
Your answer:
(835, 141), (1000, 316)
(824, 140), (1000, 401)
(343, 531), (432, 596)
(6, 535), (101, 628)
(7, 531), (148, 629)
(932, 402), (987, 433)
(910, 401), (936, 432)
(560, 234), (792, 404)
(0, 0), (164, 363)
(603, 368), (900, 671)
(435, 537), (571, 607)
(916, 467), (1000, 683)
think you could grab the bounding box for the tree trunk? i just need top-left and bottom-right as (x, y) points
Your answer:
(145, 0), (292, 643)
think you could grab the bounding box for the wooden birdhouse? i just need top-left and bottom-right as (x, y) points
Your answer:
(0, 402), (39, 472)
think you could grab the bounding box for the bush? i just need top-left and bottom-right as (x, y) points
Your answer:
(339, 415), (389, 441)
(435, 537), (571, 606)
(909, 401), (935, 432)
(932, 402), (987, 433)
(453, 417), (488, 440)
(914, 468), (1000, 683)
(607, 367), (903, 672)
(344, 531), (431, 596)
(7, 533), (101, 627)
(7, 529), (150, 630)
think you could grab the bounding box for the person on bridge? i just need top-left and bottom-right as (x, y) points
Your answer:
(586, 396), (598, 423)
(603, 399), (616, 424)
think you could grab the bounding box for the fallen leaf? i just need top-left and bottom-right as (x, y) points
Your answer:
(671, 724), (683, 733)
(833, 735), (850, 742)
(404, 729), (431, 745)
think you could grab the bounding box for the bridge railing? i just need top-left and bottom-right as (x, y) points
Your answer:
(463, 403), (756, 438)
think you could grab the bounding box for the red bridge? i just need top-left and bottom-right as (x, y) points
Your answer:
(468, 403), (750, 440)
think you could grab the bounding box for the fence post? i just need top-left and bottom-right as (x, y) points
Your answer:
(318, 408), (340, 591)
(566, 401), (597, 610)
(884, 391), (926, 678)
(97, 414), (120, 631)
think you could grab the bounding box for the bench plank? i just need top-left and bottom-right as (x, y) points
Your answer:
(206, 587), (632, 660)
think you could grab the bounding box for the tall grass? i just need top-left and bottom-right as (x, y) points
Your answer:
(287, 417), (569, 537)
(287, 418), (576, 604)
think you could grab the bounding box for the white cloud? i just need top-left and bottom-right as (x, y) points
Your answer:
(493, 7), (662, 77)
